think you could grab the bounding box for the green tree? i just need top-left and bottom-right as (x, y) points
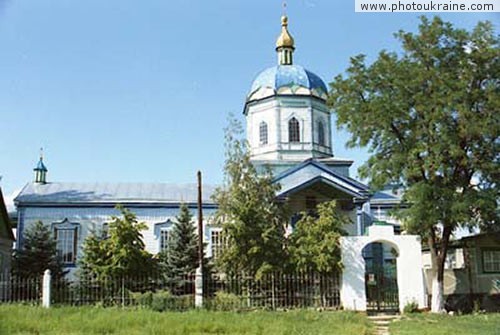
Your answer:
(288, 201), (348, 274)
(12, 220), (66, 279)
(79, 226), (109, 277)
(212, 115), (288, 278)
(328, 16), (499, 312)
(80, 206), (155, 278)
(159, 203), (199, 291)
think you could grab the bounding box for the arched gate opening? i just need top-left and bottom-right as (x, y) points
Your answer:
(362, 241), (399, 312)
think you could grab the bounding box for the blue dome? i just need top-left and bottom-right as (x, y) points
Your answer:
(247, 65), (328, 102)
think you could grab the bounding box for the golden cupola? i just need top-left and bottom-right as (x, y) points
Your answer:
(276, 15), (295, 65)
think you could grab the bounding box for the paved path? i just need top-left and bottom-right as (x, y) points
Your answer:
(368, 314), (401, 335)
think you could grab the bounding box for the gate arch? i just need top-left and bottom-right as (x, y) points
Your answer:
(340, 225), (426, 312)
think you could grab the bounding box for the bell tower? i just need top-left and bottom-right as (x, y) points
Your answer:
(243, 15), (333, 173)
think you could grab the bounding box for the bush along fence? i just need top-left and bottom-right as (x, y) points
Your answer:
(0, 269), (341, 311)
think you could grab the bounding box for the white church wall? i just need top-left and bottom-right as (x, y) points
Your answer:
(18, 205), (217, 269)
(340, 225), (426, 312)
(247, 100), (281, 160)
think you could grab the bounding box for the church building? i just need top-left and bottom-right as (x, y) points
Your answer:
(13, 15), (425, 312)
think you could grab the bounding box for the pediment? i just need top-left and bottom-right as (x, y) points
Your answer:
(274, 159), (370, 200)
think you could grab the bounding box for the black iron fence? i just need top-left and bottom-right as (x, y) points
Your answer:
(0, 274), (41, 304)
(51, 275), (196, 308)
(0, 271), (340, 311)
(205, 272), (340, 310)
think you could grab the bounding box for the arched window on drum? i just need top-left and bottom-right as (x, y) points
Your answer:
(317, 120), (325, 146)
(259, 121), (268, 145)
(288, 117), (300, 143)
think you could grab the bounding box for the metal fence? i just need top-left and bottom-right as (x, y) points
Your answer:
(0, 271), (340, 310)
(205, 272), (341, 310)
(0, 274), (41, 304)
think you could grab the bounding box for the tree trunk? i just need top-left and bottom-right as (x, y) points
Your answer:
(428, 226), (452, 313)
(430, 270), (445, 313)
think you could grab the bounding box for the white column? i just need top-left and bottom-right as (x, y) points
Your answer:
(42, 269), (51, 308)
(195, 266), (203, 308)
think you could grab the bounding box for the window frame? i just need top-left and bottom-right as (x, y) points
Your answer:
(288, 117), (300, 143)
(52, 219), (79, 266)
(317, 120), (325, 146)
(159, 228), (171, 253)
(154, 219), (173, 254)
(210, 229), (225, 260)
(259, 121), (268, 145)
(482, 248), (500, 274)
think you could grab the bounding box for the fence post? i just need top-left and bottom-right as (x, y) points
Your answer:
(42, 269), (51, 308)
(195, 266), (203, 308)
(271, 273), (276, 310)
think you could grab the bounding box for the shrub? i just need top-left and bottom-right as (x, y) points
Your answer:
(210, 291), (242, 311)
(130, 291), (153, 308)
(171, 295), (194, 311)
(403, 300), (419, 314)
(131, 290), (193, 312)
(151, 291), (173, 312)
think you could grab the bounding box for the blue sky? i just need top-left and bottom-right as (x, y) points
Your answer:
(0, 0), (497, 207)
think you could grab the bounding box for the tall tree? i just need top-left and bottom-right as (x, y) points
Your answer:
(288, 201), (348, 274)
(79, 225), (109, 277)
(328, 17), (499, 312)
(159, 203), (199, 291)
(12, 220), (66, 279)
(80, 206), (155, 278)
(212, 115), (288, 278)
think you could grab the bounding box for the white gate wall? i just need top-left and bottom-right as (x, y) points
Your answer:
(340, 225), (426, 312)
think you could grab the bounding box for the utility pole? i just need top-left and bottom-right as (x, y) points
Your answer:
(197, 170), (203, 269)
(195, 171), (204, 307)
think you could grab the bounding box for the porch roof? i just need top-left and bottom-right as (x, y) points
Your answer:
(274, 159), (370, 200)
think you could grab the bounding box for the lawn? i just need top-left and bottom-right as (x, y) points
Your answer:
(390, 313), (500, 335)
(0, 305), (372, 335)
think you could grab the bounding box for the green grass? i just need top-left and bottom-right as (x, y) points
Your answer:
(390, 313), (500, 335)
(0, 305), (372, 335)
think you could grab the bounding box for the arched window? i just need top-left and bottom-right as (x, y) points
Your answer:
(259, 121), (268, 145)
(317, 120), (325, 146)
(288, 117), (300, 143)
